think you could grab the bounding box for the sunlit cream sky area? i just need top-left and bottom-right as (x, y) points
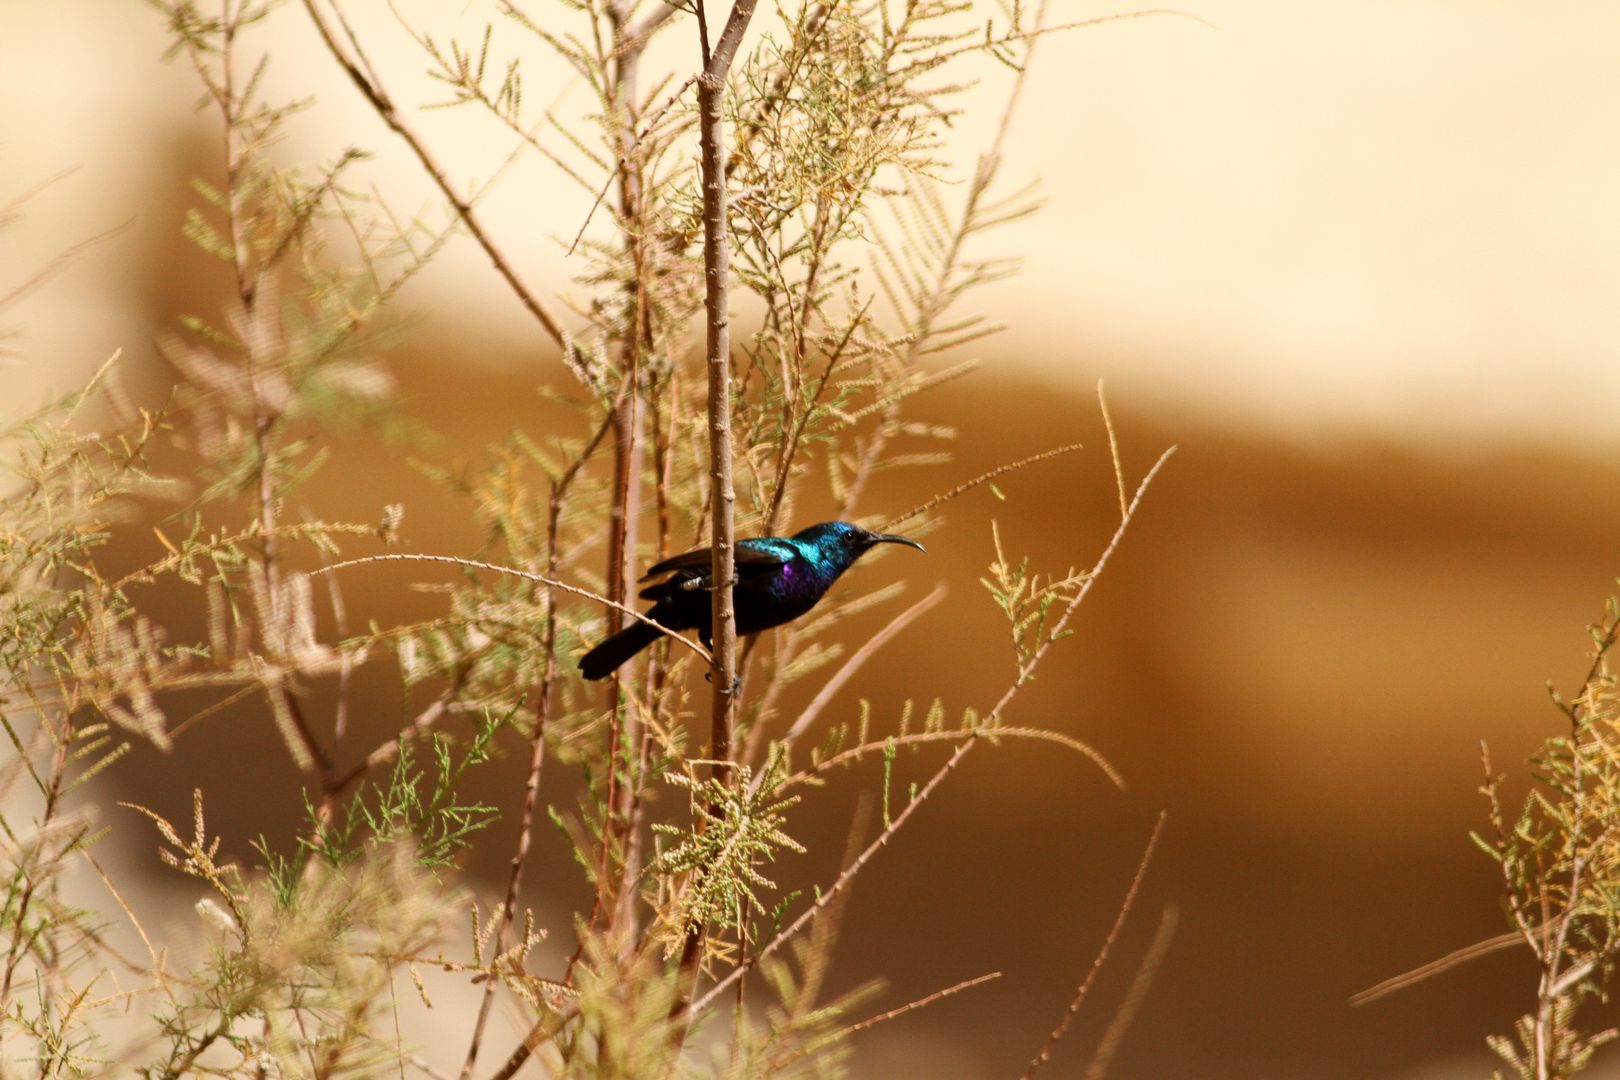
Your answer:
(5, 2), (1620, 1078)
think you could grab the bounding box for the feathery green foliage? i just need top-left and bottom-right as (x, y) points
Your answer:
(1480, 594), (1620, 1080)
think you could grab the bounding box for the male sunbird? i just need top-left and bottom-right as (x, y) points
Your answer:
(578, 520), (925, 680)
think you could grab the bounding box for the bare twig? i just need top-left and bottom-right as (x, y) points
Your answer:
(791, 726), (1123, 792)
(744, 583), (947, 787)
(1023, 812), (1166, 1078)
(326, 665), (473, 801)
(1350, 932), (1523, 1008)
(308, 519), (355, 740)
(0, 220), (130, 312)
(308, 553), (712, 667)
(988, 447), (1173, 712)
(882, 443), (1084, 532)
(890, 10), (1218, 83)
(1081, 905), (1178, 1080)
(760, 299), (875, 536)
(566, 74), (698, 256)
(846, 971), (1001, 1036)
(1097, 380), (1127, 521)
(300, 0), (581, 377)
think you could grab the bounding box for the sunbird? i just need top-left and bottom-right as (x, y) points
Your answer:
(579, 520), (925, 680)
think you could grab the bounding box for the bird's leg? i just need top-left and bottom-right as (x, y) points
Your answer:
(696, 629), (740, 694)
(700, 627), (716, 683)
(703, 671), (742, 695)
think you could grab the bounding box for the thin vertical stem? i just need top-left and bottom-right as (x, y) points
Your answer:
(605, 2), (652, 943)
(459, 409), (617, 1078)
(699, 75), (739, 780)
(0, 709), (75, 1018)
(670, 0), (759, 1030)
(697, 0), (762, 777)
(217, 0), (333, 796)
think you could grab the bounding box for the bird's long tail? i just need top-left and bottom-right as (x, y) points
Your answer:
(578, 619), (665, 681)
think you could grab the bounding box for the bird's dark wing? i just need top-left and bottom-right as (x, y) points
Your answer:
(641, 539), (790, 581)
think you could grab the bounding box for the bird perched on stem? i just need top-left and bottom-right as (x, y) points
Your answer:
(578, 520), (925, 681)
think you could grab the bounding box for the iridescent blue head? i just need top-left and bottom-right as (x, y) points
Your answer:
(789, 520), (926, 574)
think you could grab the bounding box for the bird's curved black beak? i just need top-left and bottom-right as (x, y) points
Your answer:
(869, 532), (925, 553)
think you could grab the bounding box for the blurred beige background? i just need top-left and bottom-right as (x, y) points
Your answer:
(5, 2), (1620, 1077)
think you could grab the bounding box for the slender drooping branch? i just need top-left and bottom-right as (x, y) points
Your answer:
(694, 446), (1176, 1015)
(1022, 812), (1166, 1078)
(742, 583), (947, 786)
(309, 554), (712, 666)
(300, 0), (581, 378)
